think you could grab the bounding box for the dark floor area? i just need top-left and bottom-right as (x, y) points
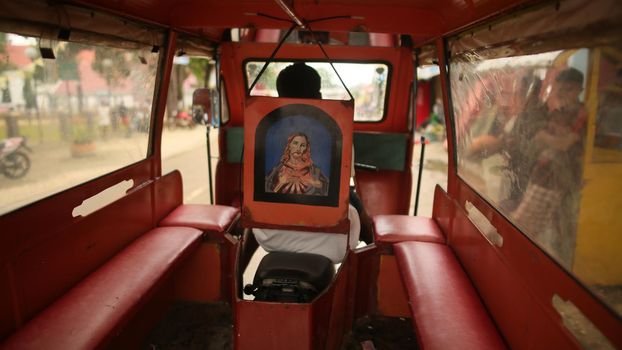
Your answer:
(144, 301), (233, 350)
(341, 315), (418, 350)
(144, 302), (417, 350)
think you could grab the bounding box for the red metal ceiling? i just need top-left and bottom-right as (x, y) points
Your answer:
(71, 0), (534, 43)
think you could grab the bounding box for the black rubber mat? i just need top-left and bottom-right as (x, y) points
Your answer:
(341, 315), (418, 350)
(144, 301), (233, 350)
(145, 302), (417, 350)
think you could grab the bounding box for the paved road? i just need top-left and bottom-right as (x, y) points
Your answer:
(0, 127), (211, 214)
(162, 127), (218, 205)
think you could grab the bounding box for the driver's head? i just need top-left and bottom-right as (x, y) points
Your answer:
(276, 62), (322, 99)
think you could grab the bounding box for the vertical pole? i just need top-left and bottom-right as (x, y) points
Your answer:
(151, 30), (178, 177)
(414, 136), (426, 216)
(206, 125), (214, 204)
(204, 59), (214, 204)
(436, 37), (457, 196)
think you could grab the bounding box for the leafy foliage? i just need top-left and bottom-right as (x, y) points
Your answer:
(0, 33), (13, 73)
(22, 77), (36, 109)
(56, 43), (82, 81)
(72, 127), (95, 144)
(92, 47), (131, 87)
(188, 57), (211, 88)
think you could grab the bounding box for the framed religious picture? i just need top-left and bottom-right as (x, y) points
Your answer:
(255, 103), (341, 206)
(242, 96), (353, 233)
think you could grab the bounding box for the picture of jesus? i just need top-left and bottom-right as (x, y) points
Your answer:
(253, 104), (341, 206)
(265, 132), (329, 195)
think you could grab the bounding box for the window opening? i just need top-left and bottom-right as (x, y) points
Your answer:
(450, 43), (622, 317)
(0, 31), (159, 215)
(246, 60), (389, 122)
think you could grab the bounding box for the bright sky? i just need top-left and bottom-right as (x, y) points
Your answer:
(312, 62), (385, 86)
(7, 34), (36, 46)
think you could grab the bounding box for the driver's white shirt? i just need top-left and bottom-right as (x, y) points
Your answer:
(252, 204), (360, 263)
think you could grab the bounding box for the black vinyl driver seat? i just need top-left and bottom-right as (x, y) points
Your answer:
(244, 251), (335, 303)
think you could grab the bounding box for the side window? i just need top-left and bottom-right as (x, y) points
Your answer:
(161, 54), (216, 204)
(0, 31), (159, 215)
(451, 44), (622, 316)
(416, 63), (445, 142)
(414, 63), (448, 216)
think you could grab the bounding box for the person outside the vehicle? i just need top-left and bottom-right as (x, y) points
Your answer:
(510, 67), (587, 264)
(461, 72), (538, 201)
(97, 100), (111, 140)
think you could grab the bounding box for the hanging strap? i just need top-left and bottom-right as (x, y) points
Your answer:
(246, 22), (354, 101)
(247, 23), (297, 95)
(306, 23), (354, 101)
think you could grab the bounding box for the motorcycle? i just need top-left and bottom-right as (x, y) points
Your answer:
(170, 110), (196, 129)
(0, 136), (32, 179)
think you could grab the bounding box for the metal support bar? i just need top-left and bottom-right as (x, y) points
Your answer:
(436, 37), (457, 196)
(413, 136), (426, 216)
(206, 126), (214, 204)
(274, 0), (305, 28)
(247, 24), (297, 95)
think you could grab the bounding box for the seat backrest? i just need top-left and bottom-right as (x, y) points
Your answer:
(353, 132), (412, 215)
(215, 127), (243, 207)
(0, 168), (182, 338)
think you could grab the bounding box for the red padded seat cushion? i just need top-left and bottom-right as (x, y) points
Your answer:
(2, 227), (203, 350)
(159, 204), (239, 232)
(393, 241), (506, 350)
(373, 215), (445, 244)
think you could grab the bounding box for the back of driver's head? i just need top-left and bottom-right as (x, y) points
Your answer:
(276, 63), (322, 99)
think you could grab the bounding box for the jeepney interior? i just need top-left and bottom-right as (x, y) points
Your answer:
(0, 0), (621, 349)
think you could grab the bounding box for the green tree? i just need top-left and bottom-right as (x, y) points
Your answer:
(91, 47), (131, 94)
(56, 43), (84, 139)
(165, 63), (188, 121)
(188, 57), (210, 88)
(56, 43), (81, 81)
(316, 67), (340, 89)
(91, 47), (132, 131)
(0, 33), (12, 73)
(23, 77), (35, 109)
(1, 33), (14, 102)
(247, 62), (278, 92)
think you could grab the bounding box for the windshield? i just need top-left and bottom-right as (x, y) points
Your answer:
(245, 61), (389, 122)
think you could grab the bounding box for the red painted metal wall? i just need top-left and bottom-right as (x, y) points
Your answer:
(0, 162), (182, 339)
(416, 80), (431, 128)
(430, 171), (622, 348)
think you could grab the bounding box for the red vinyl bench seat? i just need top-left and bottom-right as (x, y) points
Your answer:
(373, 215), (445, 245)
(2, 226), (203, 350)
(159, 204), (239, 232)
(393, 241), (506, 350)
